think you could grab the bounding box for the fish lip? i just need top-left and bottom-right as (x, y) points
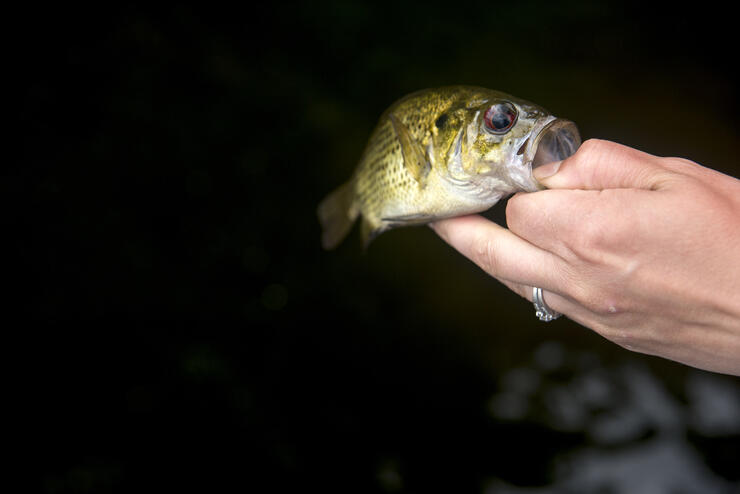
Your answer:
(524, 117), (581, 187)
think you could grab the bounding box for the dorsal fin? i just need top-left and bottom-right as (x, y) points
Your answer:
(388, 113), (431, 186)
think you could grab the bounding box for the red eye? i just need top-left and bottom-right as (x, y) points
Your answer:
(484, 102), (517, 134)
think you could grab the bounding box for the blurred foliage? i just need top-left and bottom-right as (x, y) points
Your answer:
(11, 1), (739, 492)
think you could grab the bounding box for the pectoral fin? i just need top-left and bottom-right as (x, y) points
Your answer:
(389, 113), (431, 186)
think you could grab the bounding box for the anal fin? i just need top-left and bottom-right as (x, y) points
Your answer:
(360, 217), (385, 250)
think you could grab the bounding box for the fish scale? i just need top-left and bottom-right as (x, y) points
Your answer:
(353, 91), (452, 227)
(356, 120), (412, 224)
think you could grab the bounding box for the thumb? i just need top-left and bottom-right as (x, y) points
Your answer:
(534, 138), (668, 191)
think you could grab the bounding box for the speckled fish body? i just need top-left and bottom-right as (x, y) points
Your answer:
(317, 86), (580, 249)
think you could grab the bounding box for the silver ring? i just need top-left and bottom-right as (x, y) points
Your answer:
(533, 286), (561, 322)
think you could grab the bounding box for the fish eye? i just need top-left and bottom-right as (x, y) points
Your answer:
(483, 102), (517, 134)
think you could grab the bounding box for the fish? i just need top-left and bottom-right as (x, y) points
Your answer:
(317, 86), (581, 249)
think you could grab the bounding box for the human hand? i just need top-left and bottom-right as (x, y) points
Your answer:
(430, 139), (740, 375)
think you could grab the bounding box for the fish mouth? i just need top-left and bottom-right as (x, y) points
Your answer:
(524, 118), (581, 185)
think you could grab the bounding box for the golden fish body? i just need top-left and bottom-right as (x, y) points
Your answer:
(318, 86), (580, 249)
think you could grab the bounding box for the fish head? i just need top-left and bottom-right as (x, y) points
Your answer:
(431, 90), (580, 196)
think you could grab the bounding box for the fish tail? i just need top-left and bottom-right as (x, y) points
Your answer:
(317, 181), (358, 250)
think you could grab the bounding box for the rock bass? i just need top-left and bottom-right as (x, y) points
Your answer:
(317, 86), (580, 249)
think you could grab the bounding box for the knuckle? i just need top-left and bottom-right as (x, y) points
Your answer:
(567, 280), (629, 317)
(568, 283), (601, 313)
(571, 216), (611, 255)
(568, 196), (632, 259)
(472, 232), (500, 276)
(554, 264), (583, 296)
(577, 138), (612, 159)
(591, 296), (624, 317)
(565, 138), (613, 178)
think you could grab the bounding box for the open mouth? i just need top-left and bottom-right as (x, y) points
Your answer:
(527, 118), (581, 172)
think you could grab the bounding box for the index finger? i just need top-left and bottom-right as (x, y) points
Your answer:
(506, 187), (652, 262)
(430, 214), (567, 292)
(535, 139), (673, 191)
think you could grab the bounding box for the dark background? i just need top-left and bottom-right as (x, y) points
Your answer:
(13, 2), (740, 493)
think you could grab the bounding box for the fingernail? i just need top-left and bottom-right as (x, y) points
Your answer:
(533, 160), (561, 181)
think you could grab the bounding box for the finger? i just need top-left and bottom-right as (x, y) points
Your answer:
(431, 216), (617, 326)
(534, 138), (672, 191)
(430, 214), (566, 291)
(507, 278), (640, 345)
(497, 278), (590, 324)
(505, 187), (648, 259)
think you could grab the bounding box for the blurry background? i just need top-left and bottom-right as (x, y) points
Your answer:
(13, 1), (739, 492)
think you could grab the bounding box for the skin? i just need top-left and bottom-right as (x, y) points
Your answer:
(430, 139), (740, 376)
